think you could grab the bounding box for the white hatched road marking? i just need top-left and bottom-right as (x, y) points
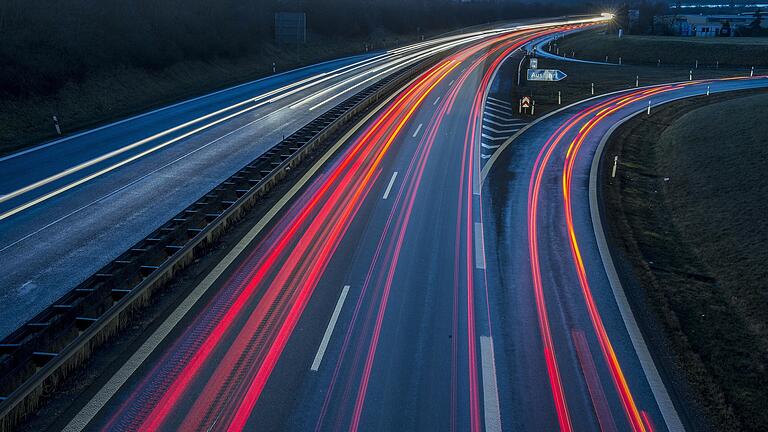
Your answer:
(483, 118), (518, 128)
(485, 99), (511, 110)
(487, 96), (511, 106)
(482, 143), (500, 149)
(481, 134), (507, 141)
(484, 110), (513, 122)
(482, 124), (523, 134)
(484, 104), (510, 116)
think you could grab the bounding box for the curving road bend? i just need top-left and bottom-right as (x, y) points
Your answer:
(0, 16), (604, 339)
(57, 22), (614, 432)
(481, 76), (768, 432)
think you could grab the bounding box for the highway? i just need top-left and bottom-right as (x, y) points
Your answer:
(33, 14), (765, 432)
(56, 21), (612, 432)
(480, 76), (768, 432)
(0, 16), (600, 339)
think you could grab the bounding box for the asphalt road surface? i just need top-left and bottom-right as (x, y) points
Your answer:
(57, 21), (620, 432)
(480, 76), (768, 432)
(0, 17), (599, 339)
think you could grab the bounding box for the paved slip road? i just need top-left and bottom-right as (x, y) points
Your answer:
(0, 16), (596, 339)
(481, 76), (768, 432)
(58, 20), (617, 432)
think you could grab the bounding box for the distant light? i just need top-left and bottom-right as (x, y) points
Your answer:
(601, 12), (615, 19)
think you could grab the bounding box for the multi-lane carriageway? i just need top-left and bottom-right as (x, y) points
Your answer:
(37, 17), (628, 432)
(0, 16), (606, 341)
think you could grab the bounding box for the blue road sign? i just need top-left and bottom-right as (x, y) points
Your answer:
(527, 69), (567, 82)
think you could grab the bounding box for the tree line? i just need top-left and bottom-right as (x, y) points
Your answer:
(0, 0), (581, 99)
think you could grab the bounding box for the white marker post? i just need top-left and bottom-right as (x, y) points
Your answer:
(531, 100), (535, 116)
(605, 55), (609, 62)
(611, 156), (618, 178)
(751, 66), (755, 77)
(635, 76), (639, 87)
(707, 85), (710, 96)
(618, 57), (622, 65)
(52, 115), (61, 135)
(716, 60), (719, 69)
(272, 62), (276, 73)
(591, 83), (594, 95)
(689, 70), (693, 81)
(647, 100), (651, 115)
(558, 91), (561, 105)
(695, 59), (698, 69)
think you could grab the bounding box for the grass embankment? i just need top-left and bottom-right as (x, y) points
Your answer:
(508, 28), (768, 116)
(555, 29), (768, 67)
(513, 56), (759, 116)
(602, 91), (768, 431)
(0, 35), (405, 157)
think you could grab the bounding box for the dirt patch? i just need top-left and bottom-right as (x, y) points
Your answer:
(600, 89), (768, 431)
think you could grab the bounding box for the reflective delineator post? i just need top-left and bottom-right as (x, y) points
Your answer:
(558, 91), (561, 105)
(647, 100), (651, 115)
(635, 76), (639, 87)
(52, 115), (61, 135)
(689, 70), (693, 81)
(591, 83), (594, 95)
(707, 85), (711, 96)
(751, 66), (755, 77)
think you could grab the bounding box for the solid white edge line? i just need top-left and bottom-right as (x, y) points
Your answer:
(310, 285), (350, 371)
(382, 171), (399, 200)
(412, 123), (423, 138)
(61, 82), (406, 432)
(479, 77), (727, 184)
(589, 96), (709, 432)
(474, 222), (486, 269)
(480, 336), (501, 432)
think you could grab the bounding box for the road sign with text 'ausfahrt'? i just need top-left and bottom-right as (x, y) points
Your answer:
(527, 69), (567, 82)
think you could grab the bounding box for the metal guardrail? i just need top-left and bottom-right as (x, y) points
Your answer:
(0, 55), (440, 430)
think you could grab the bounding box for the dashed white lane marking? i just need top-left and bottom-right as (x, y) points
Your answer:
(480, 336), (502, 432)
(383, 171), (399, 200)
(433, 96), (441, 106)
(412, 123), (423, 138)
(481, 143), (500, 149)
(61, 87), (401, 432)
(449, 80), (455, 87)
(311, 285), (350, 371)
(474, 222), (486, 269)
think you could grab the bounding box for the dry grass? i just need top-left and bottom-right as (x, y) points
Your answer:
(602, 91), (768, 431)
